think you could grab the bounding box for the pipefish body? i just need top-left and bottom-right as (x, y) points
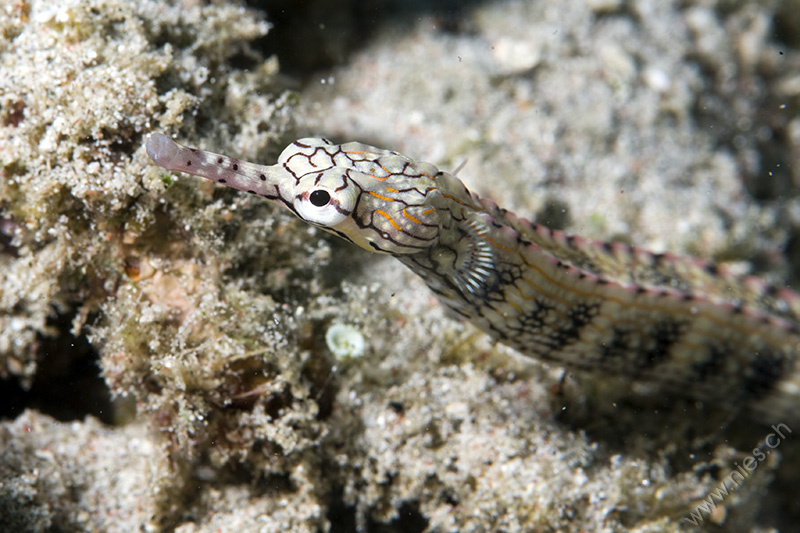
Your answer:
(146, 132), (800, 421)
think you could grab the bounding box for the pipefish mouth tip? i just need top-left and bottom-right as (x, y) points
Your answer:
(146, 132), (179, 166)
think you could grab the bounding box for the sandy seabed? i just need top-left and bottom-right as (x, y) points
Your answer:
(2, 0), (800, 531)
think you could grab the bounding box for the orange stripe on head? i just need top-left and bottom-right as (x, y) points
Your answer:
(368, 191), (396, 202)
(374, 209), (403, 231)
(402, 208), (422, 224)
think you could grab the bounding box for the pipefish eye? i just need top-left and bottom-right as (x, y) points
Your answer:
(309, 189), (331, 207)
(294, 186), (357, 228)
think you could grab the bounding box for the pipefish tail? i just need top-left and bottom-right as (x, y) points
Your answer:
(146, 132), (800, 421)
